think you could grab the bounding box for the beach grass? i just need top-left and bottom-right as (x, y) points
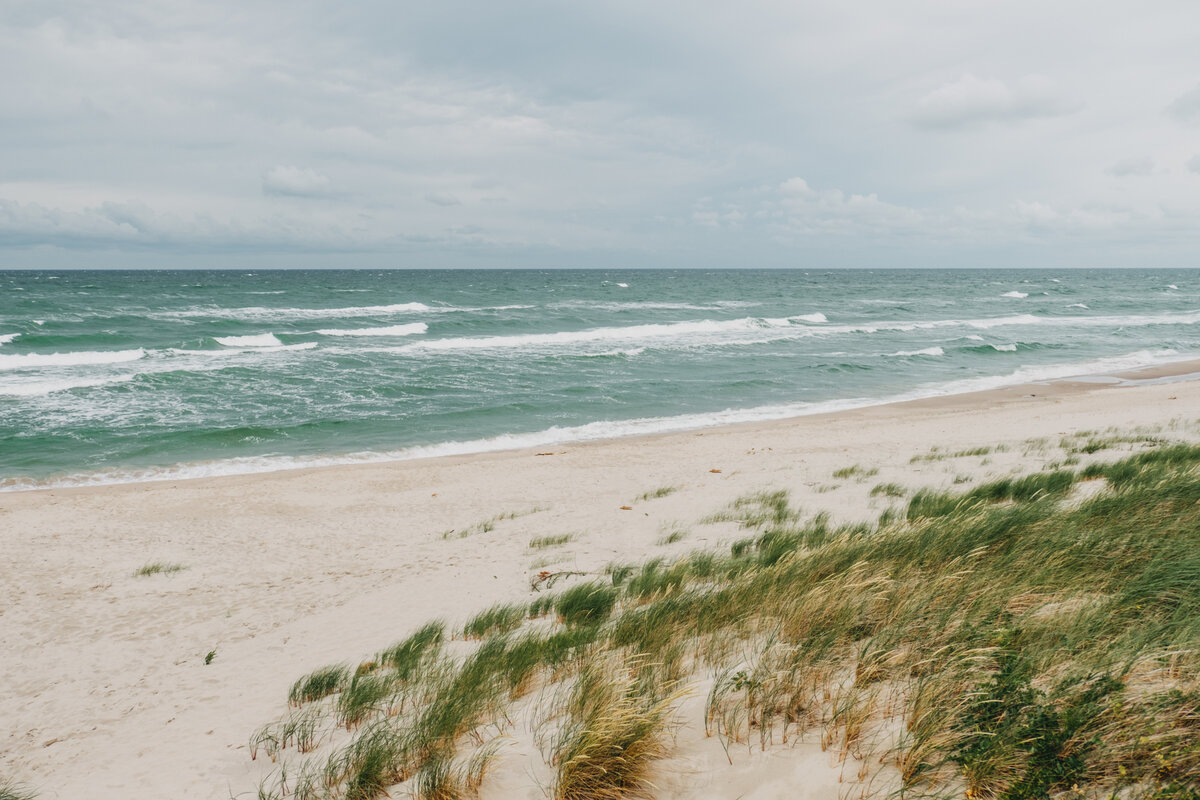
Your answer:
(0, 780), (37, 800)
(529, 534), (573, 549)
(249, 439), (1200, 800)
(133, 561), (186, 577)
(634, 485), (678, 502)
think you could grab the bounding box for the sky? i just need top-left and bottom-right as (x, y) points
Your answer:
(2, 1), (1200, 269)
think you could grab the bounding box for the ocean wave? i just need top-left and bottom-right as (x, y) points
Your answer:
(389, 317), (797, 353)
(157, 302), (435, 321)
(174, 342), (318, 356)
(315, 323), (428, 337)
(552, 300), (768, 313)
(579, 347), (646, 358)
(0, 348), (146, 371)
(0, 374), (135, 397)
(1002, 291), (1029, 298)
(1069, 303), (1089, 309)
(889, 347), (944, 357)
(214, 333), (283, 347)
(367, 309), (1200, 357)
(6, 347), (1190, 492)
(0, 333), (19, 345)
(991, 343), (1018, 352)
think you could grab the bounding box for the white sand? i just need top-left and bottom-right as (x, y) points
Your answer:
(1, 364), (1197, 799)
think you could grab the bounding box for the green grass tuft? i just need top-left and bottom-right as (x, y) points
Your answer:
(288, 664), (349, 706)
(133, 561), (186, 577)
(555, 583), (619, 627)
(635, 485), (678, 502)
(461, 603), (525, 640)
(529, 534), (573, 549)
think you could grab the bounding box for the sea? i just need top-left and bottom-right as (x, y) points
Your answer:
(1, 268), (1196, 491)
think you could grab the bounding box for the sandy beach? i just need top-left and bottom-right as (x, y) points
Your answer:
(3, 361), (1198, 800)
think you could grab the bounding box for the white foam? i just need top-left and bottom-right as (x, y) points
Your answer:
(315, 323), (428, 337)
(890, 347), (944, 357)
(214, 333), (283, 347)
(991, 344), (1018, 352)
(1069, 303), (1089, 309)
(0, 374), (135, 397)
(964, 314), (1040, 329)
(583, 347), (646, 358)
(173, 342), (317, 356)
(7, 347), (1191, 493)
(390, 317), (795, 353)
(1168, 284), (1179, 290)
(616, 283), (629, 288)
(33, 320), (44, 326)
(159, 302), (435, 321)
(1002, 291), (1029, 298)
(792, 313), (828, 323)
(0, 333), (19, 345)
(0, 348), (145, 371)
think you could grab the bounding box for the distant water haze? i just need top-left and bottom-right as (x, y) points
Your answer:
(1, 269), (1196, 489)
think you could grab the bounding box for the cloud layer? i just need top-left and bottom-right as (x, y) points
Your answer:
(2, 1), (1200, 268)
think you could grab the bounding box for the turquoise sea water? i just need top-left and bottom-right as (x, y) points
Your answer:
(1, 269), (1197, 489)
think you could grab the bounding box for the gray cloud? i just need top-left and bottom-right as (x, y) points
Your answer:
(1167, 84), (1200, 123)
(263, 166), (332, 198)
(2, 1), (1200, 268)
(1188, 155), (1200, 174)
(1108, 157), (1155, 177)
(911, 74), (1080, 130)
(425, 192), (461, 207)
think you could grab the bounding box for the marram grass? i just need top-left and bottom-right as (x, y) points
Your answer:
(249, 442), (1200, 800)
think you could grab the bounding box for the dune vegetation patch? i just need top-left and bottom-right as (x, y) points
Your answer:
(132, 561), (186, 577)
(247, 443), (1200, 800)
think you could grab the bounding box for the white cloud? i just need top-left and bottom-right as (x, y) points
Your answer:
(425, 192), (461, 206)
(1188, 155), (1200, 174)
(262, 166), (332, 198)
(1108, 157), (1155, 177)
(911, 74), (1079, 130)
(3, 2), (1200, 266)
(1167, 84), (1200, 123)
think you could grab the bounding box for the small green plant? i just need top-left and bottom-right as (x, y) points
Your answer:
(655, 529), (686, 545)
(204, 649), (217, 665)
(289, 664), (349, 705)
(441, 506), (547, 539)
(0, 779), (38, 800)
(869, 482), (907, 498)
(635, 485), (678, 502)
(555, 583), (618, 627)
(378, 622), (444, 680)
(134, 561), (186, 577)
(529, 534), (573, 549)
(462, 603), (525, 639)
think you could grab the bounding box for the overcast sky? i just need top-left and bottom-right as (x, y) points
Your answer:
(3, 1), (1200, 268)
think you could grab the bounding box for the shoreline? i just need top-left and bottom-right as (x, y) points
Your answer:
(2, 359), (1198, 798)
(7, 354), (1200, 496)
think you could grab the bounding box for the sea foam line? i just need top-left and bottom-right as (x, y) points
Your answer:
(3, 347), (1189, 492)
(315, 323), (428, 337)
(0, 333), (19, 345)
(156, 302), (434, 320)
(0, 348), (146, 371)
(0, 374), (136, 397)
(214, 333), (284, 347)
(376, 309), (1199, 356)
